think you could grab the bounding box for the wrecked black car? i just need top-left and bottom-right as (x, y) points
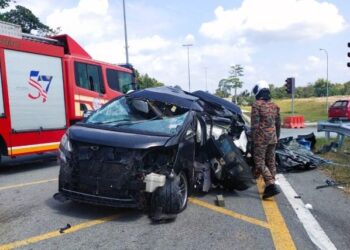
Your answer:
(55, 87), (255, 220)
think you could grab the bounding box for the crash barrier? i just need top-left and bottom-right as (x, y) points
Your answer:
(317, 120), (350, 149)
(283, 115), (305, 128)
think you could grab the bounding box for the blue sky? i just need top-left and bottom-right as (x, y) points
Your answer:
(16, 0), (350, 93)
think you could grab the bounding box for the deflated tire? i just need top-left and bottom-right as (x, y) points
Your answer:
(150, 171), (188, 221)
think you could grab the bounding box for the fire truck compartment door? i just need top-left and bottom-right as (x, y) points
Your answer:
(5, 49), (66, 131)
(0, 69), (4, 116)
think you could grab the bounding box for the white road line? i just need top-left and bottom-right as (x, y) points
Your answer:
(276, 174), (337, 250)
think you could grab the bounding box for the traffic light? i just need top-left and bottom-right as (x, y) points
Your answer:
(284, 77), (295, 94)
(348, 42), (350, 67)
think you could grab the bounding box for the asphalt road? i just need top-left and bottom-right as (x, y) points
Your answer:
(0, 144), (349, 250)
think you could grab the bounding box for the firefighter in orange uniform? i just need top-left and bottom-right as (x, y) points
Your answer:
(251, 80), (281, 199)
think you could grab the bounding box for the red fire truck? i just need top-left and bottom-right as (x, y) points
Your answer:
(0, 21), (136, 163)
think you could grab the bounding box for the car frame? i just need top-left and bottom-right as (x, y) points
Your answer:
(54, 87), (255, 220)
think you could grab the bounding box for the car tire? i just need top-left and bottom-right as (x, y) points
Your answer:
(149, 171), (189, 221)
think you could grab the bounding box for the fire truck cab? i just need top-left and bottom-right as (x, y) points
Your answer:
(0, 21), (135, 163)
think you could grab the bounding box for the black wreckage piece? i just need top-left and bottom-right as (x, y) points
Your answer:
(276, 137), (330, 172)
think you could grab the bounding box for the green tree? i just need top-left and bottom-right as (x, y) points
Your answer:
(294, 83), (314, 98)
(214, 88), (229, 98)
(314, 78), (330, 97)
(217, 78), (231, 98)
(236, 90), (254, 106)
(0, 5), (57, 35)
(342, 81), (350, 95)
(270, 84), (288, 99)
(135, 70), (163, 89)
(219, 64), (244, 103)
(0, 0), (10, 9)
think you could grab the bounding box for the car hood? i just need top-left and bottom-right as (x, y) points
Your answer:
(69, 125), (171, 149)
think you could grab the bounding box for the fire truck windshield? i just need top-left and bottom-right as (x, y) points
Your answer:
(106, 69), (134, 94)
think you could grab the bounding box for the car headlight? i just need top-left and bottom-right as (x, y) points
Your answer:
(60, 133), (72, 152)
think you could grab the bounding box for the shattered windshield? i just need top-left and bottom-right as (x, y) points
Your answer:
(86, 96), (189, 136)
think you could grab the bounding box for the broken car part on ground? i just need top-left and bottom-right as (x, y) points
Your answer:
(54, 86), (323, 221)
(276, 134), (330, 172)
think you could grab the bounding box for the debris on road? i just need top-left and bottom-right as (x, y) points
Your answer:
(316, 179), (346, 190)
(276, 137), (330, 172)
(216, 195), (225, 207)
(297, 133), (316, 150)
(316, 142), (339, 154)
(59, 224), (71, 234)
(305, 203), (313, 210)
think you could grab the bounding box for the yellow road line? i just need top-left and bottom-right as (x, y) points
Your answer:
(189, 197), (270, 229)
(0, 178), (58, 191)
(0, 214), (120, 250)
(257, 178), (296, 250)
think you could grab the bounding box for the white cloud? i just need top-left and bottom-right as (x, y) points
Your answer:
(84, 39), (125, 64)
(46, 0), (118, 42)
(307, 56), (320, 65)
(200, 0), (346, 41)
(305, 55), (322, 71)
(284, 63), (300, 74)
(129, 35), (171, 54)
(184, 34), (195, 44)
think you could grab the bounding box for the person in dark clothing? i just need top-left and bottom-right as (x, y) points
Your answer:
(251, 80), (281, 199)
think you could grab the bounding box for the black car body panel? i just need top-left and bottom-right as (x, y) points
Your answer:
(191, 90), (242, 115)
(69, 125), (171, 149)
(128, 87), (203, 111)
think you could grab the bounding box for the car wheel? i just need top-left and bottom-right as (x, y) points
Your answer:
(177, 171), (189, 211)
(149, 171), (189, 221)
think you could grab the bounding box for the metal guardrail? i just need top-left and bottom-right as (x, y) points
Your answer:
(317, 121), (350, 137)
(317, 120), (350, 147)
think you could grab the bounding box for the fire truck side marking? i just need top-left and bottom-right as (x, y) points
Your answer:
(27, 70), (53, 103)
(74, 94), (108, 104)
(8, 142), (60, 155)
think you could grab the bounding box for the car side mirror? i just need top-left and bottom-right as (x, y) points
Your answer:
(132, 99), (149, 114)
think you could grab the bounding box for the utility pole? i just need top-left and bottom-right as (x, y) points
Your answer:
(319, 48), (329, 112)
(182, 44), (193, 92)
(204, 67), (208, 92)
(122, 0), (129, 64)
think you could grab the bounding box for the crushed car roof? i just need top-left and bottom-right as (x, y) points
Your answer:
(128, 87), (203, 111)
(192, 90), (242, 115)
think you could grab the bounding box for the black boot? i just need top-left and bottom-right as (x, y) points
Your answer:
(263, 184), (280, 199)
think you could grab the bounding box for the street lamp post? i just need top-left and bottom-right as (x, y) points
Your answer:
(122, 0), (129, 64)
(204, 67), (208, 92)
(182, 44), (193, 92)
(319, 48), (329, 112)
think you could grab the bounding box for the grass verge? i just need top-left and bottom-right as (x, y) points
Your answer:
(315, 137), (350, 193)
(241, 95), (348, 122)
